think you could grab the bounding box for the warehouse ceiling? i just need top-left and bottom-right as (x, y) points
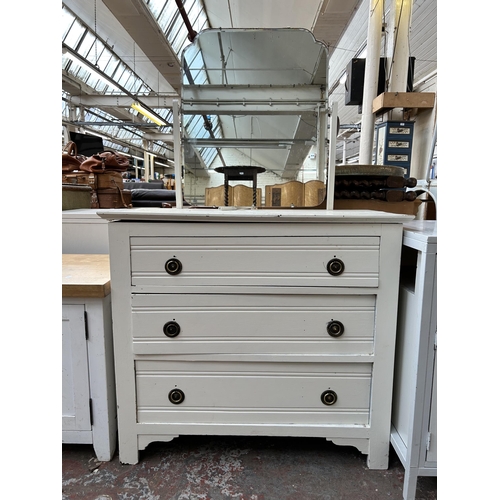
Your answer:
(62, 0), (437, 177)
(62, 0), (361, 177)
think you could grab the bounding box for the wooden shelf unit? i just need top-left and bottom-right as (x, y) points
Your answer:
(372, 92), (436, 115)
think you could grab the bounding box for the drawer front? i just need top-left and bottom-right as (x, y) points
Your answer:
(130, 235), (380, 288)
(131, 293), (375, 355)
(135, 360), (371, 425)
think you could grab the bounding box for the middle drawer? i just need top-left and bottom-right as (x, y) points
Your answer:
(131, 293), (375, 355)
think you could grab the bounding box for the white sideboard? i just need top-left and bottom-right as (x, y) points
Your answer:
(99, 208), (412, 467)
(391, 221), (437, 499)
(62, 209), (109, 254)
(62, 254), (117, 461)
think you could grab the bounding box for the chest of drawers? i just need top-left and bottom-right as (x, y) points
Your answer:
(99, 208), (410, 467)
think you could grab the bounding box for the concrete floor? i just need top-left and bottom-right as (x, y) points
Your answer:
(62, 436), (437, 500)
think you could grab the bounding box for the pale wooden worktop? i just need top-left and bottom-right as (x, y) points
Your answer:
(62, 254), (111, 298)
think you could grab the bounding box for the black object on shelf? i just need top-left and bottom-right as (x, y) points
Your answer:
(345, 57), (415, 106)
(214, 166), (266, 206)
(69, 132), (104, 157)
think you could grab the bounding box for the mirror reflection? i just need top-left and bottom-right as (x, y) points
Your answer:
(180, 28), (329, 208)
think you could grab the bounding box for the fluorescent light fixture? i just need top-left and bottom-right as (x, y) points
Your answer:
(63, 50), (121, 92)
(155, 161), (174, 168)
(131, 102), (167, 126)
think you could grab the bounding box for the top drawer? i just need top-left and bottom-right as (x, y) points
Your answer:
(130, 235), (380, 288)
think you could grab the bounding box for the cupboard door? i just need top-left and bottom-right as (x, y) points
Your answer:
(62, 305), (91, 432)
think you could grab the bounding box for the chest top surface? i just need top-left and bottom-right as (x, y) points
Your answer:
(97, 208), (413, 224)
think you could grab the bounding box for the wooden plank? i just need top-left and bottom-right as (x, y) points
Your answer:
(372, 92), (436, 114)
(62, 254), (111, 298)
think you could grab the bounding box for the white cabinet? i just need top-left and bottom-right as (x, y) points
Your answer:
(391, 221), (437, 499)
(62, 209), (109, 254)
(62, 304), (92, 433)
(99, 208), (411, 467)
(62, 254), (117, 461)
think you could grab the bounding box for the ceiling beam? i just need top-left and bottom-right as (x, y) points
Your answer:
(63, 43), (171, 127)
(68, 95), (176, 109)
(182, 85), (326, 115)
(101, 0), (182, 94)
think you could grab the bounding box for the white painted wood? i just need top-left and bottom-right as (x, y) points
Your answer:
(326, 100), (337, 210)
(390, 221), (437, 500)
(136, 359), (371, 425)
(84, 296), (118, 462)
(62, 305), (91, 434)
(98, 207), (411, 224)
(62, 209), (109, 254)
(103, 208), (408, 466)
(130, 234), (380, 288)
(173, 98), (183, 209)
(62, 296), (117, 461)
(131, 293), (376, 355)
(426, 354), (437, 464)
(62, 430), (93, 444)
(365, 222), (404, 470)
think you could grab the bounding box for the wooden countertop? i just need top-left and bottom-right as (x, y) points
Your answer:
(62, 254), (111, 298)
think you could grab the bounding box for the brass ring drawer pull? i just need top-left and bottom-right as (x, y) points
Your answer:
(165, 258), (182, 275)
(321, 390), (338, 406)
(327, 320), (344, 337)
(327, 258), (345, 276)
(163, 321), (181, 337)
(168, 389), (185, 404)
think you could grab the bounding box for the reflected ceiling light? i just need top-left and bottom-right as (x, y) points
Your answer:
(131, 102), (166, 126)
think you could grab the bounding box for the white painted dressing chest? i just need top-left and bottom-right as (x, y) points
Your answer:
(98, 208), (411, 467)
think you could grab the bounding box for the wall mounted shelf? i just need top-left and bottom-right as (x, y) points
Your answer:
(373, 92), (436, 115)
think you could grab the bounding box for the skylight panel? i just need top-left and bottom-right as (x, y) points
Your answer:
(77, 32), (96, 60)
(63, 17), (86, 48)
(145, 0), (168, 19)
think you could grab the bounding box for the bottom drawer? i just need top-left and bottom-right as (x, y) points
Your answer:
(135, 360), (372, 426)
